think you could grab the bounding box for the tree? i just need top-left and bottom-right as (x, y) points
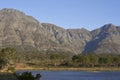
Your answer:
(0, 47), (17, 68)
(0, 58), (6, 69)
(83, 55), (90, 67)
(49, 53), (62, 66)
(98, 55), (112, 67)
(112, 56), (120, 67)
(72, 54), (84, 66)
(89, 54), (98, 67)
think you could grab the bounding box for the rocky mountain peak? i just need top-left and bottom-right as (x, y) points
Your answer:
(101, 23), (117, 32)
(84, 24), (120, 54)
(1, 8), (24, 13)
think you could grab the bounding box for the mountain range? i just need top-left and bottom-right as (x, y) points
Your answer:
(0, 8), (120, 54)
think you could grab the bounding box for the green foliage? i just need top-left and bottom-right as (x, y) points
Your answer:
(20, 50), (120, 68)
(16, 71), (41, 80)
(0, 47), (17, 63)
(0, 58), (6, 69)
(71, 54), (120, 67)
(8, 66), (15, 72)
(0, 47), (120, 69)
(0, 47), (18, 69)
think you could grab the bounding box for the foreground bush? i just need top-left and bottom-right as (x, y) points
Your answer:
(16, 71), (41, 80)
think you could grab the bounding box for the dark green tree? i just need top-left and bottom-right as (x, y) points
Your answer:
(112, 56), (120, 67)
(72, 54), (84, 66)
(83, 55), (90, 67)
(0, 47), (17, 68)
(89, 54), (98, 67)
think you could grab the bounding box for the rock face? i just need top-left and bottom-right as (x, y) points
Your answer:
(0, 8), (120, 54)
(0, 8), (92, 54)
(83, 24), (120, 54)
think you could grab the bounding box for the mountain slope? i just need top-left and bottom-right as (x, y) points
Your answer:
(83, 24), (120, 54)
(0, 8), (92, 54)
(0, 8), (120, 54)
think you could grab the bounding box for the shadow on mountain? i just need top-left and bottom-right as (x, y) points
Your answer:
(82, 32), (109, 54)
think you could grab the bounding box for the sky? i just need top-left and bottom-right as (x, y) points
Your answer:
(0, 0), (120, 30)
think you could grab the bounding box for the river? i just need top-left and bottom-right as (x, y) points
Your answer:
(16, 70), (120, 80)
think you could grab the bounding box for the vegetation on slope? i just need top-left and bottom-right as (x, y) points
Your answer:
(0, 47), (120, 71)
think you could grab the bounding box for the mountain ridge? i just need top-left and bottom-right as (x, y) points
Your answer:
(0, 8), (120, 54)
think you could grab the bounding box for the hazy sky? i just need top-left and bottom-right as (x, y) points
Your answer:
(0, 0), (120, 30)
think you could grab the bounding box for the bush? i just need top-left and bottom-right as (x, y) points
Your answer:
(16, 71), (41, 80)
(8, 66), (15, 72)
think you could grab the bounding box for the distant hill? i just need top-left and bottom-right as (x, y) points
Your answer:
(0, 8), (120, 54)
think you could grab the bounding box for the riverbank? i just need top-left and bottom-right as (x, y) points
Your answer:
(15, 67), (120, 71)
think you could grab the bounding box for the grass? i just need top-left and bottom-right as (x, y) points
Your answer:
(15, 66), (120, 71)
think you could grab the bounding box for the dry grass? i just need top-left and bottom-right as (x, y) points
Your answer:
(14, 63), (120, 71)
(15, 67), (120, 71)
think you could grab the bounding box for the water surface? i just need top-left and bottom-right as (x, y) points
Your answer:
(17, 70), (120, 80)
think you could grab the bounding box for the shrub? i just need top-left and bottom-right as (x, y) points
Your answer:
(8, 66), (15, 72)
(16, 71), (41, 80)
